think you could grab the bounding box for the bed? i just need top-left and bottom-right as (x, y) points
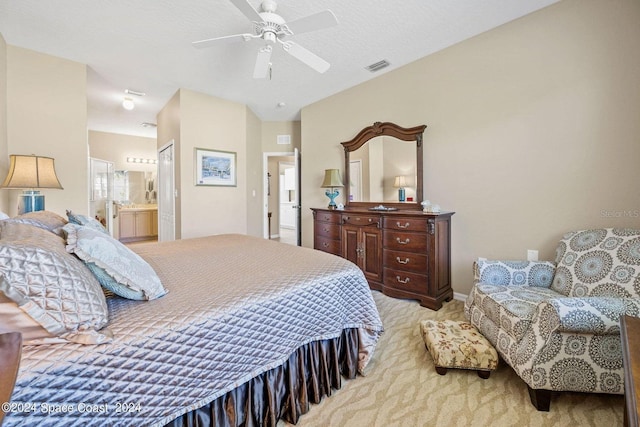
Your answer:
(0, 212), (383, 427)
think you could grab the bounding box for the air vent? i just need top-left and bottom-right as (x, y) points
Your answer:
(277, 135), (291, 145)
(365, 60), (390, 72)
(141, 122), (157, 128)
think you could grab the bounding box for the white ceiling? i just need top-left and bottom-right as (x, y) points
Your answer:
(0, 0), (559, 138)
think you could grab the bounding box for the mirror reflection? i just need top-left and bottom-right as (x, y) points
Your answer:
(348, 136), (416, 203)
(114, 170), (157, 205)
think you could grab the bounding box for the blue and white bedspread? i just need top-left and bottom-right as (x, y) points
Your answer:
(5, 234), (383, 426)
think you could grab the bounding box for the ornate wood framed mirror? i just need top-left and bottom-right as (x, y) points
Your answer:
(341, 121), (426, 210)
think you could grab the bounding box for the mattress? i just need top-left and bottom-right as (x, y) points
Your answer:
(4, 234), (383, 426)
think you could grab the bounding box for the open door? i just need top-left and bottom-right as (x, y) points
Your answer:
(294, 148), (301, 246)
(89, 158), (114, 235)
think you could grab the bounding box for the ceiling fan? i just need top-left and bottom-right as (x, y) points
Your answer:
(193, 0), (338, 78)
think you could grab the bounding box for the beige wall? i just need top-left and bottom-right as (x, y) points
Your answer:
(6, 46), (88, 217)
(262, 121), (301, 152)
(245, 107), (263, 237)
(89, 130), (157, 173)
(0, 34), (7, 213)
(301, 0), (640, 296)
(178, 89), (248, 239)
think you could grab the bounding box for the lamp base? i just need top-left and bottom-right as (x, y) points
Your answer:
(325, 189), (339, 210)
(18, 190), (45, 215)
(398, 188), (406, 202)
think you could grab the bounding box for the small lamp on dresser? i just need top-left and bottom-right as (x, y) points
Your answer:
(321, 169), (343, 210)
(394, 175), (407, 202)
(0, 154), (63, 214)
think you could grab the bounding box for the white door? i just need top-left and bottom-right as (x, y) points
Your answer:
(158, 141), (175, 242)
(294, 148), (301, 246)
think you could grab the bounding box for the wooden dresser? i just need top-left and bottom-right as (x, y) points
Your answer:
(312, 207), (454, 310)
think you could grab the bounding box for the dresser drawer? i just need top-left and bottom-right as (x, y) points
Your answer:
(342, 214), (380, 227)
(383, 231), (427, 251)
(383, 249), (428, 273)
(315, 222), (341, 240)
(383, 268), (427, 294)
(383, 217), (428, 232)
(315, 236), (341, 255)
(315, 211), (342, 224)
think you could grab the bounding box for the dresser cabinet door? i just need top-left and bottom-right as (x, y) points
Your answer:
(342, 225), (382, 283)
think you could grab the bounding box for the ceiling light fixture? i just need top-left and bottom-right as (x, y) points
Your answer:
(125, 89), (146, 97)
(122, 97), (135, 110)
(141, 122), (157, 128)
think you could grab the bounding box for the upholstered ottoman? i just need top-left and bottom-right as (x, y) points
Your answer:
(420, 319), (498, 379)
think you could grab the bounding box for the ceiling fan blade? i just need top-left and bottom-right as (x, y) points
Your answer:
(253, 45), (273, 79)
(282, 41), (330, 74)
(230, 0), (262, 22)
(192, 33), (254, 48)
(285, 10), (338, 35)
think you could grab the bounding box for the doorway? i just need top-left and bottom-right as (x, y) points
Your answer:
(263, 150), (300, 246)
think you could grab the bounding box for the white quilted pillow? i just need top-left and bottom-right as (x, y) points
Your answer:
(0, 221), (112, 345)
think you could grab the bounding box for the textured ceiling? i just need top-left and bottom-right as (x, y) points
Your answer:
(0, 0), (559, 138)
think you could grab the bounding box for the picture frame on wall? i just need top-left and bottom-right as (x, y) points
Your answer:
(194, 148), (237, 187)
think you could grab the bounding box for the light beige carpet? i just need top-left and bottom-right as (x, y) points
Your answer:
(285, 291), (624, 427)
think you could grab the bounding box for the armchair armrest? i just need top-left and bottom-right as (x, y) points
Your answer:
(474, 259), (556, 288)
(536, 297), (640, 334)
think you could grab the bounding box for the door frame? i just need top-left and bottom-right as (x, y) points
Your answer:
(263, 151), (298, 242)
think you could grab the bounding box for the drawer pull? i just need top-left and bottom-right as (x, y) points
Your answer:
(396, 237), (411, 245)
(396, 257), (410, 265)
(322, 242), (329, 247)
(323, 227), (329, 232)
(397, 222), (410, 229)
(396, 276), (410, 284)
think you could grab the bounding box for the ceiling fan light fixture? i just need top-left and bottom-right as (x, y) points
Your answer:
(365, 59), (390, 72)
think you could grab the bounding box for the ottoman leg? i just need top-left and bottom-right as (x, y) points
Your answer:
(477, 370), (491, 379)
(435, 366), (447, 376)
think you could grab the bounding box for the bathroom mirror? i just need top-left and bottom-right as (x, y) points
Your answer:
(342, 122), (426, 209)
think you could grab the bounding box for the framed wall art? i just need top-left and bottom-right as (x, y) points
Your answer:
(194, 148), (237, 187)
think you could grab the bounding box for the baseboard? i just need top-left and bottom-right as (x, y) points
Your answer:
(453, 292), (468, 302)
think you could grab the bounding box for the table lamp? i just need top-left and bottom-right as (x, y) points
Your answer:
(1, 154), (63, 214)
(321, 169), (343, 210)
(394, 175), (407, 202)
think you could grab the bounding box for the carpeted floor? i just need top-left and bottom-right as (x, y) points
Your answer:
(285, 291), (624, 427)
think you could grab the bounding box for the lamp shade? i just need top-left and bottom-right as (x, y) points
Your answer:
(321, 169), (343, 188)
(394, 176), (407, 188)
(1, 155), (63, 189)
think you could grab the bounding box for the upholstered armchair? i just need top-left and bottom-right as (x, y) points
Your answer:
(464, 228), (640, 411)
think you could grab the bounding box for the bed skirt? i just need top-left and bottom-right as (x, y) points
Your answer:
(165, 328), (360, 427)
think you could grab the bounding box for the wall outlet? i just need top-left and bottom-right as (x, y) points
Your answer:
(527, 250), (539, 261)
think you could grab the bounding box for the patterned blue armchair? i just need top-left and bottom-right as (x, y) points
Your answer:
(464, 228), (640, 410)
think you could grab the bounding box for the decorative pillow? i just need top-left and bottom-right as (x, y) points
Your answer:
(0, 221), (111, 344)
(66, 209), (109, 234)
(4, 210), (67, 237)
(551, 228), (640, 298)
(63, 223), (167, 301)
(0, 291), (66, 345)
(475, 259), (556, 288)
